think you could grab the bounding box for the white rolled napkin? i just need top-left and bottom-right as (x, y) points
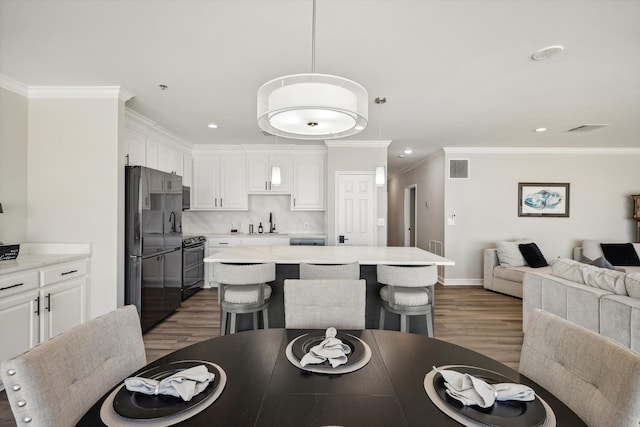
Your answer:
(125, 364), (215, 401)
(300, 327), (351, 368)
(434, 366), (535, 408)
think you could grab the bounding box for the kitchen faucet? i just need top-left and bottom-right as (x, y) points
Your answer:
(269, 212), (275, 233)
(169, 211), (176, 232)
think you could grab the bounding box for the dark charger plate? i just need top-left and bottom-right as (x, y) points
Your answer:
(113, 360), (220, 419)
(434, 366), (546, 427)
(291, 332), (364, 368)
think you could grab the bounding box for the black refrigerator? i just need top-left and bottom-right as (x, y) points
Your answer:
(125, 166), (183, 332)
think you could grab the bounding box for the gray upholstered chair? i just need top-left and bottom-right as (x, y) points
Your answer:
(284, 279), (366, 329)
(0, 305), (146, 427)
(214, 262), (275, 335)
(299, 262), (360, 280)
(520, 309), (640, 427)
(377, 264), (437, 336)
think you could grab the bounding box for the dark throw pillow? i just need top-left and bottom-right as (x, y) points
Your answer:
(518, 242), (548, 268)
(600, 243), (640, 266)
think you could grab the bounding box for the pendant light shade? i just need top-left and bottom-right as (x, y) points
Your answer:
(258, 73), (368, 139)
(257, 0), (368, 140)
(271, 166), (282, 186)
(375, 166), (385, 186)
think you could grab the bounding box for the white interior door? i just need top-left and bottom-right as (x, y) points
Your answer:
(336, 173), (375, 246)
(404, 184), (417, 247)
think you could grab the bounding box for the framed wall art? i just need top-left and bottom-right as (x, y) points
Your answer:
(518, 182), (570, 217)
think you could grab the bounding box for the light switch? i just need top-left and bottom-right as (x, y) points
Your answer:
(377, 218), (385, 226)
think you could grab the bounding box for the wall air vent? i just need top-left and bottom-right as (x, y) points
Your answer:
(449, 159), (470, 179)
(566, 124), (609, 133)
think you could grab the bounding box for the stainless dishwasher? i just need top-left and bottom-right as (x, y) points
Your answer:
(289, 237), (326, 246)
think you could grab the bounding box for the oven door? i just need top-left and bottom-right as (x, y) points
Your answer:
(183, 244), (205, 290)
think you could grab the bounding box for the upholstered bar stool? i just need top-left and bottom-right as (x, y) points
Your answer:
(299, 262), (360, 280)
(377, 264), (437, 336)
(214, 262), (275, 335)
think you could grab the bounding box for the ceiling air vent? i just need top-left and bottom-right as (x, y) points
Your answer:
(566, 124), (609, 133)
(449, 159), (469, 179)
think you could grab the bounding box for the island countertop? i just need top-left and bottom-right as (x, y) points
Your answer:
(204, 245), (454, 266)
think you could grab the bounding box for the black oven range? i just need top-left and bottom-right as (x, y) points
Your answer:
(182, 235), (206, 301)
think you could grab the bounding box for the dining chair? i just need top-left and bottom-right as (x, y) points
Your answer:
(0, 305), (146, 427)
(284, 279), (366, 329)
(214, 262), (275, 335)
(299, 262), (360, 280)
(520, 309), (640, 427)
(377, 264), (437, 336)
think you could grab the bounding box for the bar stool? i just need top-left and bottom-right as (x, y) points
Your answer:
(214, 262), (275, 335)
(377, 264), (437, 336)
(299, 262), (360, 279)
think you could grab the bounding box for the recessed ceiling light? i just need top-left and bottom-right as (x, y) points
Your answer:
(534, 127), (547, 132)
(403, 148), (413, 155)
(207, 123), (218, 129)
(531, 45), (564, 61)
(398, 154), (406, 158)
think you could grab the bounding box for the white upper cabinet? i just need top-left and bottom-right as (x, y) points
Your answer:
(292, 150), (326, 211)
(192, 154), (247, 210)
(124, 128), (147, 166)
(247, 152), (292, 194)
(158, 144), (184, 176)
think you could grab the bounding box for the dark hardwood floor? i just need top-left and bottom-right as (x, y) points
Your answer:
(0, 285), (523, 426)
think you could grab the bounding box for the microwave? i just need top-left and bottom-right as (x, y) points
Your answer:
(182, 186), (191, 211)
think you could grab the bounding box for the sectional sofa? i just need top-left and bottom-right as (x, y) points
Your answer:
(523, 257), (640, 353)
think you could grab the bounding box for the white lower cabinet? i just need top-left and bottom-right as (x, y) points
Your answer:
(0, 256), (89, 367)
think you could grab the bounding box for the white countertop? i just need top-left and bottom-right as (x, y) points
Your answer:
(204, 245), (454, 266)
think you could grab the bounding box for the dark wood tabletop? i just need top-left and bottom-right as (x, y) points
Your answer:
(78, 329), (586, 426)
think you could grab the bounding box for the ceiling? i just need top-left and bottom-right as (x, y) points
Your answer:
(1, 0), (639, 173)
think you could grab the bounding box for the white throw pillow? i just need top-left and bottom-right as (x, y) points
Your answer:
(580, 264), (627, 295)
(551, 258), (586, 284)
(582, 239), (605, 261)
(625, 272), (640, 299)
(495, 239), (532, 267)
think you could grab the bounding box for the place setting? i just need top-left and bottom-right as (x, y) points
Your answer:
(285, 327), (372, 374)
(99, 360), (227, 426)
(424, 365), (556, 427)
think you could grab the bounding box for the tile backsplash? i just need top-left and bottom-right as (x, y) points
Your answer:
(182, 195), (325, 235)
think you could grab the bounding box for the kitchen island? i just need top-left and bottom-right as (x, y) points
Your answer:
(205, 246), (454, 334)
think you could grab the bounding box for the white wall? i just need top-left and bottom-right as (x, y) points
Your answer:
(326, 141), (389, 246)
(443, 148), (640, 284)
(388, 151), (445, 251)
(27, 95), (125, 317)
(0, 86), (28, 244)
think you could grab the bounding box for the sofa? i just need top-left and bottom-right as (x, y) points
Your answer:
(483, 239), (551, 298)
(523, 257), (640, 353)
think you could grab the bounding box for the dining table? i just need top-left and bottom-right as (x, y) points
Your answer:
(78, 328), (586, 427)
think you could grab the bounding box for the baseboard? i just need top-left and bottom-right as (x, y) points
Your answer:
(440, 278), (483, 286)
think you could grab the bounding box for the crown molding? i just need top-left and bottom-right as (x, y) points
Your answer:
(0, 74), (29, 97)
(443, 146), (640, 155)
(28, 86), (134, 101)
(397, 149), (445, 175)
(325, 140), (391, 148)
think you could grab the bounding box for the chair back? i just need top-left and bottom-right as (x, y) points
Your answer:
(519, 309), (640, 427)
(214, 262), (275, 285)
(299, 262), (360, 280)
(1, 305), (146, 427)
(284, 279), (366, 329)
(377, 264), (438, 287)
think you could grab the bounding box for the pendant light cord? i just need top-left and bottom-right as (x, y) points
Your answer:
(311, 0), (316, 73)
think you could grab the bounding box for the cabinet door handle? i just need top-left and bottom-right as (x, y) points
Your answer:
(0, 282), (24, 291)
(215, 197), (217, 207)
(35, 296), (40, 316)
(45, 294), (51, 312)
(61, 269), (78, 276)
(220, 198), (222, 207)
(265, 181), (268, 190)
(293, 198), (296, 207)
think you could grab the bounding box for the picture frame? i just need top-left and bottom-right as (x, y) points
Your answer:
(518, 182), (570, 217)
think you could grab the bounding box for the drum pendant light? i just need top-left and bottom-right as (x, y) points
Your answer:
(257, 0), (368, 140)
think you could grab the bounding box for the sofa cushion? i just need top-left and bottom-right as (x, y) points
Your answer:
(601, 243), (640, 266)
(518, 242), (548, 268)
(626, 272), (640, 299)
(495, 239), (533, 267)
(582, 239), (605, 261)
(494, 265), (552, 283)
(551, 258), (586, 284)
(582, 256), (616, 270)
(580, 264), (627, 295)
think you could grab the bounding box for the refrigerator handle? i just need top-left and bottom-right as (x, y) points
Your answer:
(127, 255), (142, 315)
